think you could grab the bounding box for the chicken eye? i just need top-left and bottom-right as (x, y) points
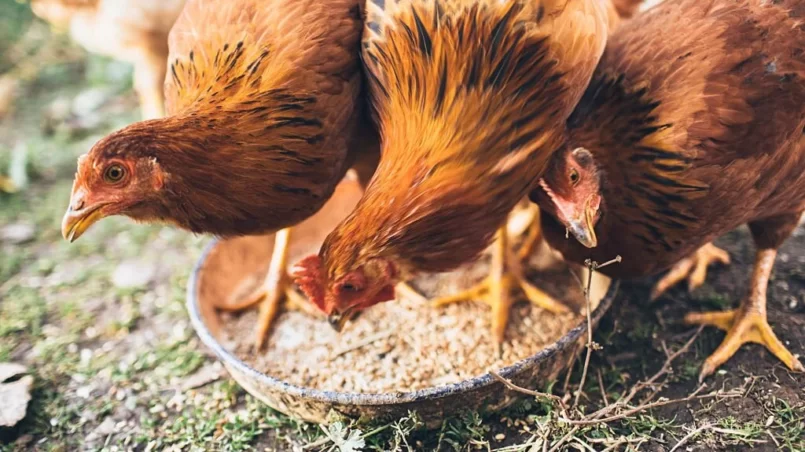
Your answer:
(569, 169), (580, 186)
(104, 165), (126, 183)
(340, 283), (362, 292)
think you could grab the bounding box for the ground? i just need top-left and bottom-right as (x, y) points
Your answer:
(0, 3), (803, 451)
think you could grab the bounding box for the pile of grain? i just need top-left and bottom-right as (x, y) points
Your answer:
(219, 253), (604, 394)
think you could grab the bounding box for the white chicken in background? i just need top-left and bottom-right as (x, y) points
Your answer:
(31, 0), (187, 119)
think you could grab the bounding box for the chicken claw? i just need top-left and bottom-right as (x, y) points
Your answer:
(685, 248), (804, 380)
(686, 309), (804, 380)
(216, 228), (320, 350)
(650, 243), (730, 300)
(432, 228), (569, 343)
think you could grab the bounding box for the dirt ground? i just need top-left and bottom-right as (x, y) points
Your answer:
(1, 3), (803, 451)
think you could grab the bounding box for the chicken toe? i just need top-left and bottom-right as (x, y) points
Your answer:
(650, 243), (730, 300)
(432, 227), (569, 343)
(686, 309), (804, 380)
(685, 248), (804, 380)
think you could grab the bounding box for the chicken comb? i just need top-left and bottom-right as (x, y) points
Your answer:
(292, 255), (327, 312)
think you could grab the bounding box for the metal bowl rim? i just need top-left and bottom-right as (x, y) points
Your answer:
(187, 238), (618, 406)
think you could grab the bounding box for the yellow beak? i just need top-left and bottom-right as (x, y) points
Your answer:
(567, 198), (598, 248)
(61, 205), (105, 242)
(327, 308), (355, 332)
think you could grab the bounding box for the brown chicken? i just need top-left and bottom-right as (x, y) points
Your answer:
(61, 0), (378, 349)
(532, 0), (805, 378)
(293, 0), (609, 341)
(30, 0), (187, 119)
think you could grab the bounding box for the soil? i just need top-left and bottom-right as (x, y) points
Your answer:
(556, 225), (805, 451)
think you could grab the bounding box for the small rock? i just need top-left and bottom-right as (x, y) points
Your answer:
(87, 417), (116, 442)
(0, 363), (33, 427)
(0, 222), (35, 244)
(112, 260), (156, 289)
(124, 395), (138, 412)
(76, 385), (93, 399)
(180, 362), (224, 391)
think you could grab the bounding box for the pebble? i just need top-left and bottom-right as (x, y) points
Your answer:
(124, 395), (138, 412)
(86, 417), (116, 441)
(76, 385), (93, 399)
(112, 260), (156, 289)
(0, 222), (35, 244)
(180, 362), (224, 391)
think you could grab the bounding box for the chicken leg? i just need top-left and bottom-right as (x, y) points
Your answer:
(217, 228), (318, 350)
(685, 214), (804, 380)
(650, 242), (731, 300)
(517, 206), (543, 261)
(432, 228), (569, 342)
(132, 37), (169, 120)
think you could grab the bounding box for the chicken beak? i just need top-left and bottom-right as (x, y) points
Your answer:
(567, 198), (598, 248)
(61, 200), (107, 243)
(327, 308), (354, 332)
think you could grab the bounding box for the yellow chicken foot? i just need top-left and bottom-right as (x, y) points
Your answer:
(432, 228), (569, 342)
(217, 228), (317, 350)
(650, 242), (730, 300)
(685, 248), (804, 380)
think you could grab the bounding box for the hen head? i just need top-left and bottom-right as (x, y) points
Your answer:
(531, 147), (603, 248)
(293, 252), (399, 332)
(62, 128), (167, 242)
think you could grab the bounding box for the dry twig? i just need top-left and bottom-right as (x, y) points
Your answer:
(573, 256), (621, 409)
(669, 423), (714, 452)
(489, 370), (568, 412)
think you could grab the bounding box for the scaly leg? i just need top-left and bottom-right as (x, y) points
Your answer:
(517, 206), (543, 262)
(432, 228), (569, 342)
(217, 229), (317, 350)
(686, 248), (804, 380)
(650, 242), (730, 300)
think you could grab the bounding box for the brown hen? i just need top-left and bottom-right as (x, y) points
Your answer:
(294, 0), (609, 341)
(61, 0), (378, 349)
(30, 0), (187, 119)
(533, 0), (805, 378)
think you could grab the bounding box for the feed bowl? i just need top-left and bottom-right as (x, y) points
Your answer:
(186, 180), (618, 425)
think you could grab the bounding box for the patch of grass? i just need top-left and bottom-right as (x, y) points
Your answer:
(0, 247), (31, 287)
(769, 398), (805, 451)
(112, 337), (205, 383)
(435, 411), (491, 451)
(0, 286), (47, 338)
(131, 385), (307, 452)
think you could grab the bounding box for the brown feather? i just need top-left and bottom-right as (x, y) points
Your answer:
(318, 0), (608, 282)
(71, 0), (376, 237)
